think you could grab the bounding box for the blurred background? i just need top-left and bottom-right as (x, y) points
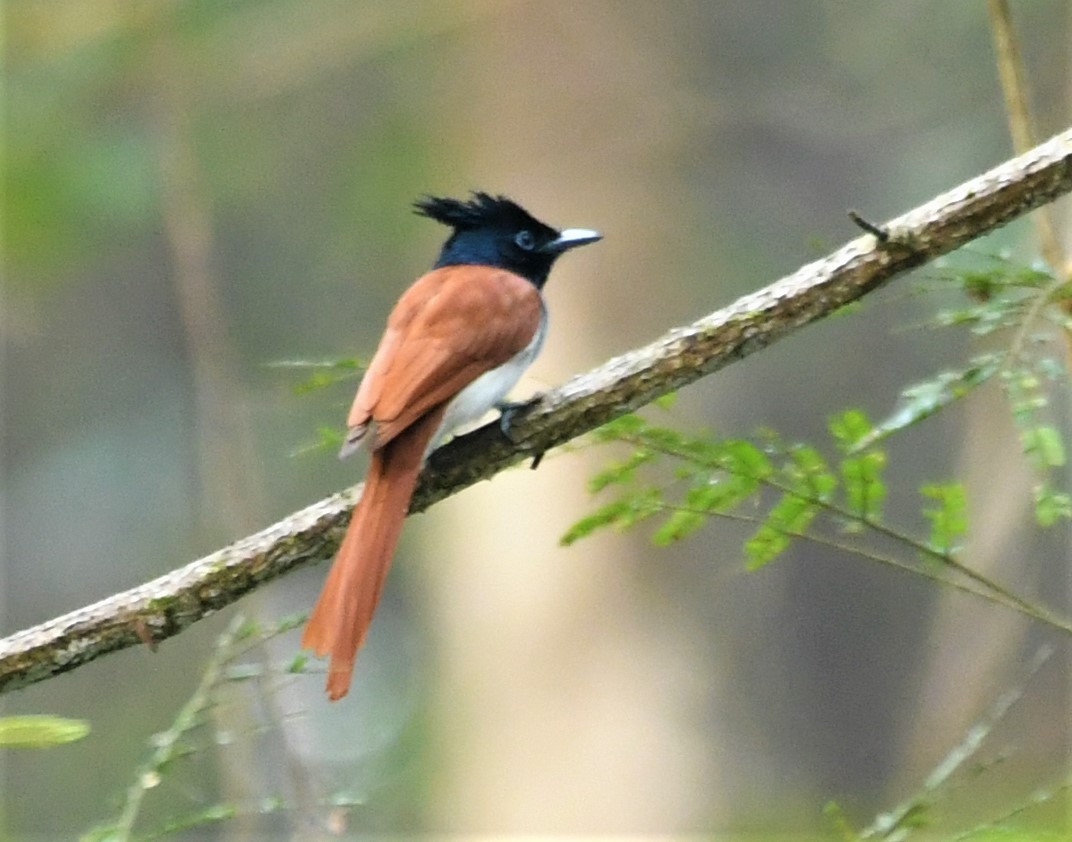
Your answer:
(4, 1), (1071, 837)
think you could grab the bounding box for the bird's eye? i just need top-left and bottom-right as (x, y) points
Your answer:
(514, 230), (536, 251)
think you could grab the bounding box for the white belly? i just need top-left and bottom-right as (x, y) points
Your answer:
(428, 311), (547, 455)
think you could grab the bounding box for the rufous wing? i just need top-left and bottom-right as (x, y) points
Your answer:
(345, 265), (543, 451)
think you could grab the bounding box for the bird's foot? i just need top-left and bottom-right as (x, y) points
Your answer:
(496, 395), (545, 469)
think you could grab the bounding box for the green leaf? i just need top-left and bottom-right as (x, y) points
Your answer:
(745, 493), (817, 569)
(822, 800), (861, 842)
(841, 450), (886, 521)
(769, 493), (818, 533)
(268, 357), (363, 395)
(146, 801), (240, 838)
(829, 409), (874, 453)
(615, 488), (665, 529)
(856, 355), (1001, 450)
(718, 438), (773, 479)
(1034, 484), (1072, 527)
(1002, 365), (1072, 514)
(652, 508), (706, 545)
(1006, 373), (1047, 425)
(224, 664), (264, 682)
(561, 488), (662, 545)
(1021, 424), (1066, 469)
(1036, 356), (1064, 380)
(653, 392), (678, 410)
(920, 483), (967, 553)
(287, 653), (309, 674)
(288, 426), (344, 459)
(233, 616), (260, 641)
(634, 424), (701, 455)
(0, 715), (90, 748)
(588, 448), (655, 493)
(744, 525), (791, 569)
(960, 268), (1005, 299)
(650, 474), (761, 546)
(273, 612), (307, 634)
(933, 296), (1022, 334)
(785, 444), (837, 501)
(701, 474), (763, 512)
(591, 412), (648, 442)
(561, 500), (629, 545)
(1010, 262), (1054, 288)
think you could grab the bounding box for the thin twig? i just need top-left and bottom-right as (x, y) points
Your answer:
(658, 504), (1051, 620)
(951, 776), (1072, 841)
(86, 614), (250, 842)
(862, 645), (1053, 840)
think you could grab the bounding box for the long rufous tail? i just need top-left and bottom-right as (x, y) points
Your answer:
(301, 407), (445, 700)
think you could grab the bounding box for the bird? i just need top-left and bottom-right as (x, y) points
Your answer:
(301, 192), (601, 700)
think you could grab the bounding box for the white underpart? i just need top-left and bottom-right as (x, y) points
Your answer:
(426, 305), (547, 458)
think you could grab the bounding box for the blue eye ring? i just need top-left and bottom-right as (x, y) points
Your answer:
(514, 230), (536, 251)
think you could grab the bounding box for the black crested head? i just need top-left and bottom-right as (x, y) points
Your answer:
(413, 191), (601, 289)
(414, 192), (540, 232)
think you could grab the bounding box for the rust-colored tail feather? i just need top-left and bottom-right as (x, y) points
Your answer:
(301, 407), (445, 700)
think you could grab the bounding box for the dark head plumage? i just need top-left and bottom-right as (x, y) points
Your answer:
(414, 192), (544, 233)
(413, 191), (601, 288)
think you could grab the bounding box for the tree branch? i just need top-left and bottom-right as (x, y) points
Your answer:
(3, 129), (1070, 696)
